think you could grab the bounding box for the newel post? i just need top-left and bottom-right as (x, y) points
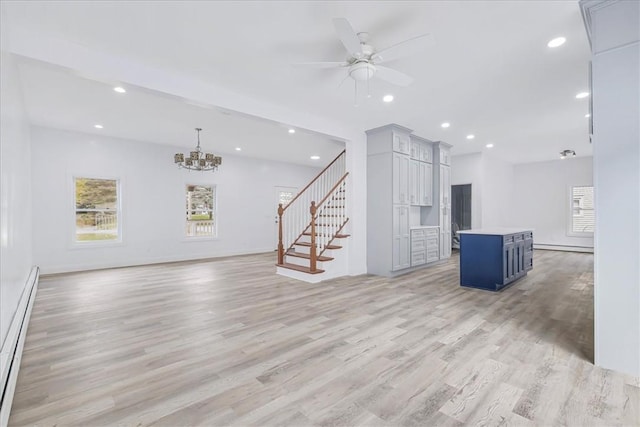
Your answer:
(277, 203), (284, 264)
(310, 201), (317, 272)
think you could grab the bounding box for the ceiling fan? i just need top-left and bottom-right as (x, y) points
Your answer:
(296, 18), (435, 90)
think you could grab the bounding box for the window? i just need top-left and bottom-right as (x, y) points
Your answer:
(186, 185), (216, 237)
(74, 177), (120, 242)
(570, 186), (594, 234)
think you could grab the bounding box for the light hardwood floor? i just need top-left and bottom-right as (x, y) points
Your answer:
(9, 250), (639, 426)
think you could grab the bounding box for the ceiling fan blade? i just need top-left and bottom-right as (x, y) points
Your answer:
(375, 66), (414, 86)
(374, 33), (435, 64)
(332, 18), (363, 56)
(293, 61), (348, 69)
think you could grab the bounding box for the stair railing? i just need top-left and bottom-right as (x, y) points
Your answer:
(278, 150), (346, 266)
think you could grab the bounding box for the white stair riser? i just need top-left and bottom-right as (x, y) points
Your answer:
(284, 255), (328, 268)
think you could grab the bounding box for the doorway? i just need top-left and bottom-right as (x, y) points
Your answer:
(451, 184), (472, 249)
(274, 186), (298, 250)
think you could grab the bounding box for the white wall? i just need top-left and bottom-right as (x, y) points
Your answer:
(0, 51), (33, 349)
(31, 127), (322, 274)
(480, 154), (514, 229)
(451, 152), (515, 230)
(583, 0), (640, 378)
(512, 157), (593, 249)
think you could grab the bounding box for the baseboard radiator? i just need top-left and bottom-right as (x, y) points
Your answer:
(534, 243), (594, 253)
(0, 266), (39, 427)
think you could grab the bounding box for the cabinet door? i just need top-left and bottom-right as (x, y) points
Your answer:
(421, 162), (433, 206)
(421, 144), (433, 163)
(393, 133), (410, 154)
(439, 165), (452, 259)
(410, 141), (420, 159)
(503, 241), (515, 283)
(393, 153), (409, 205)
(426, 234), (440, 263)
(439, 147), (451, 166)
(392, 205), (410, 270)
(409, 159), (420, 205)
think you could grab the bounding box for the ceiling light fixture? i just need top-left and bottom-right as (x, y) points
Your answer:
(466, 134), (475, 140)
(576, 92), (590, 99)
(288, 129), (296, 134)
(310, 155), (320, 160)
(235, 147), (242, 151)
(585, 113), (591, 118)
(441, 122), (450, 128)
(94, 124), (103, 129)
(486, 143), (494, 148)
(113, 87), (126, 93)
(560, 149), (576, 160)
(383, 94), (394, 103)
(174, 128), (222, 171)
(547, 37), (566, 48)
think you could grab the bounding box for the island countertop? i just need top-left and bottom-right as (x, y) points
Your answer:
(457, 228), (533, 236)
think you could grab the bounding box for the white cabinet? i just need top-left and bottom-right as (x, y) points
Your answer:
(410, 139), (433, 163)
(393, 205), (410, 270)
(439, 164), (452, 259)
(411, 227), (439, 267)
(409, 160), (420, 205)
(393, 132), (410, 154)
(439, 146), (451, 166)
(366, 125), (451, 276)
(420, 162), (433, 206)
(393, 152), (409, 204)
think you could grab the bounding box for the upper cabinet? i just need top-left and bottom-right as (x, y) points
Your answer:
(393, 132), (411, 155)
(439, 145), (451, 166)
(410, 136), (433, 163)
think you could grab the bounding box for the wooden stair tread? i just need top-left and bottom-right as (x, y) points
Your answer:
(294, 242), (342, 249)
(276, 263), (325, 274)
(302, 232), (350, 238)
(285, 251), (334, 261)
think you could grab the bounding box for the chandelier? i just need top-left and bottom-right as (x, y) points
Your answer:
(174, 128), (222, 171)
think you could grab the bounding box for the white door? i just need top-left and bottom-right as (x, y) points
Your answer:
(275, 186), (297, 250)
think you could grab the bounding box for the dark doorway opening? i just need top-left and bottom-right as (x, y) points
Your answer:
(451, 184), (472, 249)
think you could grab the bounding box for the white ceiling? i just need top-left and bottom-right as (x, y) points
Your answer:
(16, 59), (345, 167)
(4, 1), (592, 163)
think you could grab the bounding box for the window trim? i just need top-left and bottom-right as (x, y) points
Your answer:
(567, 185), (594, 237)
(185, 183), (217, 239)
(71, 175), (123, 248)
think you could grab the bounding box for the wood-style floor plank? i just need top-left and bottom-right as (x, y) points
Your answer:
(9, 250), (639, 426)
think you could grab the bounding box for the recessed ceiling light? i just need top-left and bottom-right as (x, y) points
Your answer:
(383, 94), (394, 103)
(235, 147), (241, 151)
(576, 92), (590, 99)
(486, 143), (494, 148)
(585, 113), (591, 118)
(466, 134), (475, 140)
(547, 37), (566, 48)
(288, 129), (295, 134)
(441, 122), (450, 128)
(113, 86), (126, 93)
(310, 155), (320, 160)
(94, 124), (103, 129)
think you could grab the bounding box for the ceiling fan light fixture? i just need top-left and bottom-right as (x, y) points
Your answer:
(383, 94), (394, 103)
(349, 62), (376, 81)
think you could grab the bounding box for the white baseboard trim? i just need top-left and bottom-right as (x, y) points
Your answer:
(534, 244), (594, 253)
(38, 248), (275, 275)
(0, 266), (39, 427)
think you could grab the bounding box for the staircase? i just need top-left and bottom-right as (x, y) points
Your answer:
(276, 150), (350, 283)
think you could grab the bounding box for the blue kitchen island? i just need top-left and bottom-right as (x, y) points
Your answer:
(458, 228), (533, 291)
